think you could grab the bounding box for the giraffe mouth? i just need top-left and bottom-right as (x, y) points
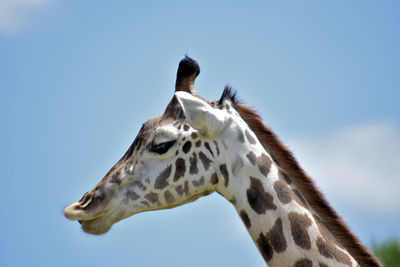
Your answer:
(64, 202), (113, 235)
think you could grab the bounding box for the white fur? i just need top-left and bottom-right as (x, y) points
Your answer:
(175, 91), (229, 137)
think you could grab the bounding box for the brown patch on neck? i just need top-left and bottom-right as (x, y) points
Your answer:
(234, 103), (381, 267)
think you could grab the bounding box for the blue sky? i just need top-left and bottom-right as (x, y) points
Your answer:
(1, 1), (399, 267)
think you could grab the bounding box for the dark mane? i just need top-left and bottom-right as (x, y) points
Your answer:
(228, 88), (380, 266)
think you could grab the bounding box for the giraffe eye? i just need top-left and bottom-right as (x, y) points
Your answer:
(150, 140), (176, 154)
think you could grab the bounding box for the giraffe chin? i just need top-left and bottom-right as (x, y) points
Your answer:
(79, 218), (112, 235)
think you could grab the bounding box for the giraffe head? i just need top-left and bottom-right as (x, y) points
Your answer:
(64, 57), (239, 234)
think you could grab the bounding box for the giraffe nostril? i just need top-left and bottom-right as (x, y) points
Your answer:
(79, 192), (93, 208)
(78, 192), (89, 202)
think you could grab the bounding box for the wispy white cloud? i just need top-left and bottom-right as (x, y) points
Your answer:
(0, 0), (53, 33)
(288, 121), (400, 214)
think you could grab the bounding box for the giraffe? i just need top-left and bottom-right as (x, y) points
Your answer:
(64, 56), (381, 267)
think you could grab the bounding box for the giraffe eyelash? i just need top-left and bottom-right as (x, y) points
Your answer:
(149, 140), (176, 154)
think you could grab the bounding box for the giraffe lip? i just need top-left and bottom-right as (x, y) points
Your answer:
(76, 215), (104, 226)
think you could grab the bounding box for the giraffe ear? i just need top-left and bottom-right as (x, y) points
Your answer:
(175, 91), (229, 137)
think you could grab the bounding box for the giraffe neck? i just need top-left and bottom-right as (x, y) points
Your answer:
(216, 122), (358, 267)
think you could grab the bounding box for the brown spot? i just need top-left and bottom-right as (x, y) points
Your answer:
(189, 152), (198, 174)
(231, 156), (244, 175)
(191, 132), (198, 139)
(245, 129), (257, 144)
(144, 192), (159, 203)
(237, 129), (245, 143)
(293, 189), (308, 208)
(319, 263), (329, 267)
(219, 164), (229, 187)
(192, 176), (205, 187)
(183, 124), (190, 131)
(182, 141), (192, 154)
(213, 141), (220, 156)
(316, 237), (352, 266)
(266, 218), (287, 253)
(173, 158), (186, 182)
(175, 185), (184, 196)
(258, 153), (272, 176)
(138, 182), (147, 191)
(140, 200), (150, 207)
(315, 216), (338, 246)
(183, 180), (189, 195)
(199, 152), (212, 170)
(278, 171), (292, 184)
(204, 142), (214, 157)
(256, 233), (273, 262)
(195, 140), (201, 147)
(274, 180), (292, 204)
(246, 151), (257, 165)
(247, 177), (277, 214)
(177, 124), (181, 130)
(210, 172), (218, 185)
(164, 190), (175, 204)
(125, 190), (140, 201)
(110, 171), (121, 185)
(288, 212), (312, 250)
(154, 165), (172, 189)
(239, 210), (251, 228)
(293, 258), (313, 267)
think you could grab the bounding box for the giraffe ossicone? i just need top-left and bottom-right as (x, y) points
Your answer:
(64, 56), (381, 267)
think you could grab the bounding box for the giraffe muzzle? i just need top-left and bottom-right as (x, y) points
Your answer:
(64, 201), (114, 235)
(64, 190), (109, 221)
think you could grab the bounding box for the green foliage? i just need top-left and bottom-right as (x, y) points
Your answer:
(373, 239), (400, 267)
